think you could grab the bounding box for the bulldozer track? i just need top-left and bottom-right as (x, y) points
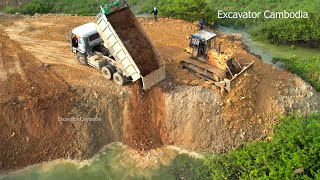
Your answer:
(181, 58), (226, 82)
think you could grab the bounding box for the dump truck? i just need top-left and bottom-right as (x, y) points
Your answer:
(70, 0), (165, 90)
(181, 30), (254, 92)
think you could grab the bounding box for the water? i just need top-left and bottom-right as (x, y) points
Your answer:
(136, 13), (152, 18)
(0, 143), (202, 180)
(217, 26), (320, 64)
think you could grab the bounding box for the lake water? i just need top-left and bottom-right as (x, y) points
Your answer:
(217, 26), (320, 64)
(0, 143), (202, 180)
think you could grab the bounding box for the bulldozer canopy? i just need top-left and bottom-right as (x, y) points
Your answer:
(192, 30), (217, 41)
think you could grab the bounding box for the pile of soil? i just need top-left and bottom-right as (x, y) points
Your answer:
(107, 8), (167, 151)
(124, 83), (168, 151)
(107, 8), (161, 76)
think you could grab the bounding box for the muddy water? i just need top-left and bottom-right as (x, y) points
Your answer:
(217, 26), (320, 64)
(0, 143), (202, 180)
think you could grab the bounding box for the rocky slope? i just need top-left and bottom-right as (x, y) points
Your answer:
(0, 14), (319, 172)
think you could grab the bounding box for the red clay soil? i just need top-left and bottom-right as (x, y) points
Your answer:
(0, 31), (78, 171)
(107, 8), (161, 76)
(124, 82), (168, 152)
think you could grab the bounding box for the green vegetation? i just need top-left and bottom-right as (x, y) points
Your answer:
(3, 0), (320, 47)
(3, 0), (54, 15)
(172, 113), (320, 179)
(273, 56), (320, 91)
(2, 0), (111, 15)
(130, 0), (320, 48)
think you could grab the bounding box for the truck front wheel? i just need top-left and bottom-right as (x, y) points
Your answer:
(113, 72), (125, 86)
(101, 65), (115, 80)
(77, 53), (88, 65)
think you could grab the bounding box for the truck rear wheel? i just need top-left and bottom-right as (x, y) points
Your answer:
(77, 53), (88, 65)
(101, 65), (115, 80)
(113, 72), (125, 86)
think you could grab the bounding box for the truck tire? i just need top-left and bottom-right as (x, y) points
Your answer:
(113, 72), (125, 86)
(77, 53), (88, 65)
(101, 65), (115, 80)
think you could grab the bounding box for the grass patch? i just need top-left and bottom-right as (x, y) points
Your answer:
(3, 0), (320, 48)
(130, 0), (320, 48)
(273, 56), (320, 91)
(2, 0), (110, 15)
(3, 0), (54, 15)
(172, 113), (320, 179)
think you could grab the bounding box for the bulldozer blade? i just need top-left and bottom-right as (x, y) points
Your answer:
(219, 61), (255, 92)
(230, 61), (255, 81)
(141, 66), (166, 90)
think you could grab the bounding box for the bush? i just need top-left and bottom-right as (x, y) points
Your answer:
(201, 113), (320, 179)
(3, 0), (54, 15)
(3, 5), (17, 14)
(273, 56), (320, 91)
(128, 0), (320, 47)
(158, 0), (215, 24)
(19, 0), (54, 15)
(173, 113), (320, 179)
(251, 18), (320, 47)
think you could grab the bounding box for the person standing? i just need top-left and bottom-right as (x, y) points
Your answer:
(151, 7), (158, 22)
(199, 19), (204, 30)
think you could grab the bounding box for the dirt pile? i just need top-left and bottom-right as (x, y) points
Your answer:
(124, 83), (168, 151)
(107, 8), (161, 76)
(107, 8), (167, 151)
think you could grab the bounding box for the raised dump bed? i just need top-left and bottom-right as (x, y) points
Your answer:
(96, 4), (165, 90)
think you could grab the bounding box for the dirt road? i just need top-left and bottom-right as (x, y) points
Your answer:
(0, 14), (319, 172)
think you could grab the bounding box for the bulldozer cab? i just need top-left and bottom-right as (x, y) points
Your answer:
(187, 30), (217, 62)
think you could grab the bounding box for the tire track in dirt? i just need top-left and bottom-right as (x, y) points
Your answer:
(0, 54), (7, 81)
(1, 20), (120, 95)
(3, 21), (80, 68)
(0, 27), (79, 171)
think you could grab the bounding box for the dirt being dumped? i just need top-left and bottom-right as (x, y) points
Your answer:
(107, 8), (162, 76)
(107, 7), (167, 151)
(124, 83), (168, 151)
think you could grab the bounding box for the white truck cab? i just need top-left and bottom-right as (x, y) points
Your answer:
(70, 22), (107, 64)
(69, 7), (165, 90)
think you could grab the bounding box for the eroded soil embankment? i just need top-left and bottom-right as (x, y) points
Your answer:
(0, 32), (78, 171)
(1, 15), (320, 172)
(124, 83), (168, 151)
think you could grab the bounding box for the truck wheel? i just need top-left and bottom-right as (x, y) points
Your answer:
(77, 53), (88, 65)
(113, 72), (125, 86)
(101, 65), (115, 80)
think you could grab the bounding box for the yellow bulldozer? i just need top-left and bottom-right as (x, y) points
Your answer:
(181, 30), (254, 92)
